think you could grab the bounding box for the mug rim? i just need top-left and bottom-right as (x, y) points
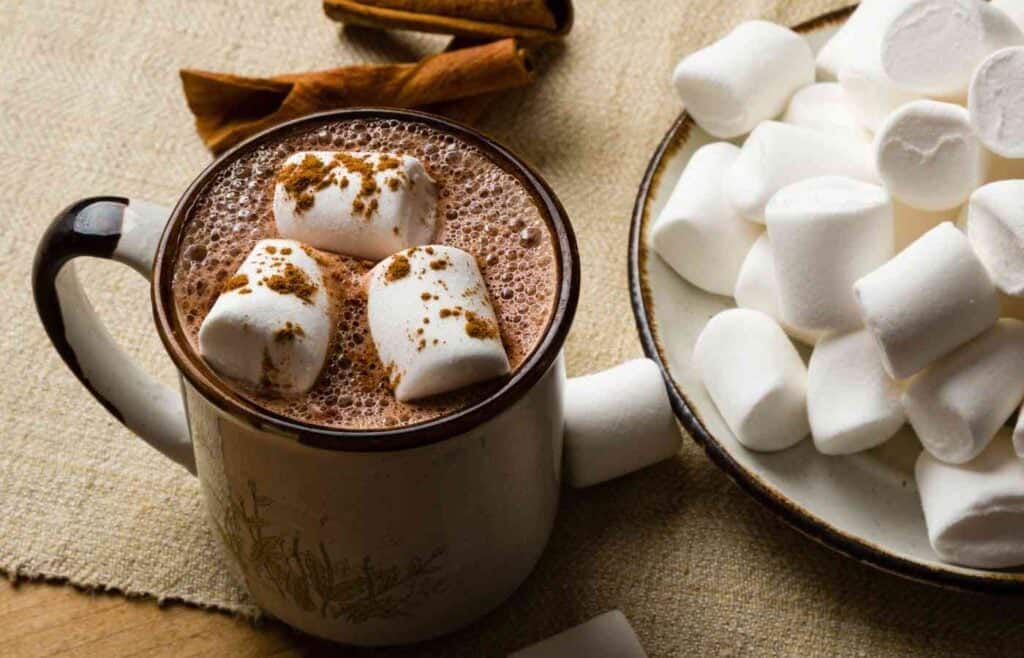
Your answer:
(152, 108), (579, 452)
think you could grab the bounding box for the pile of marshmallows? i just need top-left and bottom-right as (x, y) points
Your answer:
(198, 151), (513, 404)
(657, 0), (1024, 569)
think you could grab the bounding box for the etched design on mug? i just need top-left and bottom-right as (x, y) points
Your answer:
(212, 478), (447, 622)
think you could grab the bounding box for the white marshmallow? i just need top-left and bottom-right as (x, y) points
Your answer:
(808, 330), (906, 456)
(853, 223), (999, 379)
(838, 64), (928, 134)
(994, 0), (1024, 32)
(198, 239), (331, 396)
(651, 143), (762, 296)
(916, 432), (1024, 568)
(733, 234), (822, 346)
(366, 245), (509, 402)
(273, 151), (437, 261)
(969, 46), (1024, 159)
(509, 610), (647, 658)
(672, 21), (814, 139)
(693, 309), (809, 452)
(967, 180), (1024, 296)
(726, 121), (879, 222)
(904, 319), (1024, 464)
(882, 0), (1024, 98)
(563, 359), (682, 488)
(874, 100), (986, 212)
(816, 0), (912, 81)
(781, 83), (872, 143)
(766, 176), (894, 332)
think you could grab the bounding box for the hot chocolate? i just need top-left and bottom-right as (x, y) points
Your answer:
(172, 117), (559, 429)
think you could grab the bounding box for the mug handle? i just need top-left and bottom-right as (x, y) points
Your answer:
(32, 197), (195, 474)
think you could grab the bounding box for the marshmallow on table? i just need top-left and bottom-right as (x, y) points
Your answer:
(808, 330), (905, 456)
(274, 151), (437, 261)
(199, 239), (331, 396)
(672, 21), (814, 139)
(733, 234), (822, 346)
(367, 245), (509, 402)
(815, 0), (912, 80)
(694, 309), (809, 452)
(969, 47), (1024, 159)
(563, 359), (682, 488)
(766, 176), (894, 332)
(509, 610), (647, 658)
(853, 223), (999, 379)
(781, 82), (872, 143)
(651, 142), (762, 296)
(881, 0), (1024, 99)
(725, 121), (879, 222)
(916, 432), (1024, 568)
(903, 319), (1024, 464)
(966, 180), (1024, 296)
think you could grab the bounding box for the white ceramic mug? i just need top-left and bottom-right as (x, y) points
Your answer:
(33, 109), (673, 646)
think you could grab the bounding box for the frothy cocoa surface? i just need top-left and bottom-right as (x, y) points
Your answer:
(172, 118), (558, 430)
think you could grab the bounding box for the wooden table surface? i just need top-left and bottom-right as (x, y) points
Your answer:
(0, 580), (337, 657)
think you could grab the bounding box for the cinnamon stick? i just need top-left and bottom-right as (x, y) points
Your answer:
(324, 0), (573, 43)
(180, 38), (533, 155)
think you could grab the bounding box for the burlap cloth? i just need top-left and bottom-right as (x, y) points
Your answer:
(6, 0), (1024, 655)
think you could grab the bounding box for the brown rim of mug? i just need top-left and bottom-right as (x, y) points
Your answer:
(630, 4), (1024, 594)
(153, 108), (579, 453)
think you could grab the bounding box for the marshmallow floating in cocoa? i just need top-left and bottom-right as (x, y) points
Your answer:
(672, 20), (814, 139)
(509, 610), (648, 658)
(874, 100), (986, 212)
(881, 0), (1024, 99)
(726, 121), (879, 222)
(781, 82), (872, 143)
(904, 319), (1024, 464)
(273, 151), (437, 261)
(733, 233), (821, 346)
(198, 239), (332, 396)
(766, 176), (893, 332)
(651, 142), (762, 296)
(916, 432), (1024, 569)
(808, 329), (906, 456)
(966, 180), (1024, 296)
(367, 245), (509, 402)
(694, 309), (809, 452)
(969, 46), (1024, 159)
(853, 223), (999, 379)
(563, 359), (682, 488)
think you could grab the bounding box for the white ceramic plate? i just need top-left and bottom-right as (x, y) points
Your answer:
(629, 6), (1024, 593)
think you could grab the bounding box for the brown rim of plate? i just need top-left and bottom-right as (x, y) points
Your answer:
(628, 4), (1024, 595)
(153, 108), (579, 453)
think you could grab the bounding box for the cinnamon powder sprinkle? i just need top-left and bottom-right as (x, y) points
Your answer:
(263, 263), (317, 303)
(429, 259), (448, 270)
(265, 245), (277, 254)
(464, 311), (499, 340)
(277, 154), (337, 213)
(224, 273), (248, 292)
(281, 247), (292, 255)
(385, 255), (411, 282)
(420, 292), (432, 301)
(274, 322), (306, 342)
